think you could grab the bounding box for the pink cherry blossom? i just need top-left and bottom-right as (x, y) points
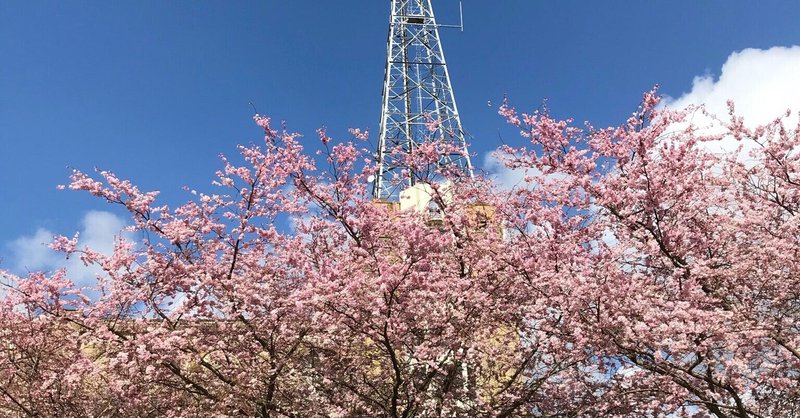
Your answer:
(1, 93), (799, 416)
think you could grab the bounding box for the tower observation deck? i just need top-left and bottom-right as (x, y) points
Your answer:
(373, 0), (473, 200)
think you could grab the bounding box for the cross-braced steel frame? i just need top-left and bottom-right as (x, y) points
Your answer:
(373, 0), (473, 200)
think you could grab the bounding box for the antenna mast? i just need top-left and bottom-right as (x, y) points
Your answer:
(373, 0), (473, 200)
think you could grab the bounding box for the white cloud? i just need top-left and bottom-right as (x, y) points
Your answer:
(663, 46), (800, 156)
(6, 210), (129, 288)
(665, 46), (800, 125)
(482, 150), (569, 191)
(8, 228), (56, 273)
(76, 210), (127, 258)
(486, 46), (800, 175)
(483, 151), (533, 191)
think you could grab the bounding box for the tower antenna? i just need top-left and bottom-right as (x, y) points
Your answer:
(373, 0), (473, 200)
(460, 0), (464, 32)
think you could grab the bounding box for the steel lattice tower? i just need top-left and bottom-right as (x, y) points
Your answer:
(373, 0), (473, 200)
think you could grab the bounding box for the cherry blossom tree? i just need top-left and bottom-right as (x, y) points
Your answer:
(1, 91), (799, 417)
(498, 91), (800, 417)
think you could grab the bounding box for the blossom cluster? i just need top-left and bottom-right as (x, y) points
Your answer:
(1, 92), (798, 417)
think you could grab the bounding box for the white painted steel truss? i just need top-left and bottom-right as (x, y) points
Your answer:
(373, 0), (473, 200)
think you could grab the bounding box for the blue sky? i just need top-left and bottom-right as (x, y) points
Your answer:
(2, 1), (800, 275)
